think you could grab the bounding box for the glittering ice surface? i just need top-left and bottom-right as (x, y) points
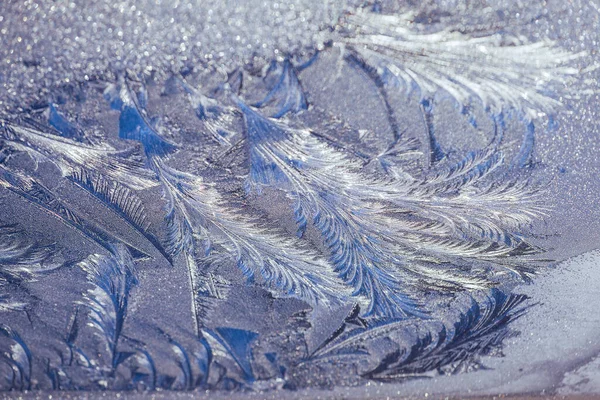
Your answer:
(0, 0), (599, 398)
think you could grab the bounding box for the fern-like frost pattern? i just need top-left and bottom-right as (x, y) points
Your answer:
(0, 1), (593, 393)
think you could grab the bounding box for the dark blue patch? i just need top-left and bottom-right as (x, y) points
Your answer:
(48, 104), (84, 141)
(119, 105), (176, 157)
(213, 327), (259, 382)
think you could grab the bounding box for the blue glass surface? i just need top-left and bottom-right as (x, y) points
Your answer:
(0, 0), (599, 397)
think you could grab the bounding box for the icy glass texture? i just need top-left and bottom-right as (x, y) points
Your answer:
(0, 0), (599, 397)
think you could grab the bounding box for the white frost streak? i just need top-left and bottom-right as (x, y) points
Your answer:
(344, 10), (583, 119)
(3, 123), (158, 191)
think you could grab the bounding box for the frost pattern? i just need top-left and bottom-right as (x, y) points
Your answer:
(0, 225), (62, 312)
(0, 1), (592, 392)
(241, 100), (544, 318)
(342, 9), (584, 120)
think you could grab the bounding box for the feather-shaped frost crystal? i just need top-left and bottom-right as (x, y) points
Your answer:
(78, 245), (137, 371)
(0, 121), (159, 191)
(153, 157), (348, 308)
(0, 224), (62, 312)
(240, 101), (547, 318)
(0, 0), (595, 392)
(341, 9), (585, 120)
(107, 80), (349, 310)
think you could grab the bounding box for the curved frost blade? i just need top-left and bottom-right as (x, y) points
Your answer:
(0, 166), (152, 261)
(78, 244), (138, 371)
(0, 224), (62, 312)
(0, 325), (32, 390)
